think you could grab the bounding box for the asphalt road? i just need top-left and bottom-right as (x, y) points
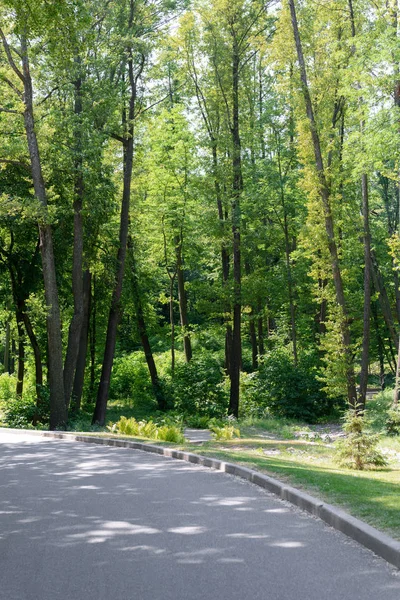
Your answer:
(0, 431), (399, 600)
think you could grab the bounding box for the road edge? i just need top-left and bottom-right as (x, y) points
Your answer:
(3, 427), (400, 569)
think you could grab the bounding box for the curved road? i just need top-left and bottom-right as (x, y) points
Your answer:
(0, 431), (399, 600)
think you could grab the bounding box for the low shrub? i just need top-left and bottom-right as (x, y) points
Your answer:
(334, 407), (387, 470)
(0, 374), (49, 427)
(386, 407), (400, 436)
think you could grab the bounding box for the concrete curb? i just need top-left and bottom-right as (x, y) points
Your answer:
(2, 427), (400, 570)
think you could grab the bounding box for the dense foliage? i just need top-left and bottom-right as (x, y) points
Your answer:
(0, 0), (399, 429)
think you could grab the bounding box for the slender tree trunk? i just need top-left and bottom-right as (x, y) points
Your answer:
(169, 277), (176, 373)
(92, 135), (133, 425)
(348, 0), (372, 411)
(64, 62), (84, 408)
(89, 276), (96, 395)
(359, 174), (372, 409)
(128, 237), (166, 410)
(71, 269), (91, 411)
(211, 144), (233, 377)
(392, 1), (400, 408)
(175, 233), (192, 362)
(289, 0), (357, 407)
(281, 186), (298, 365)
(19, 34), (66, 429)
(372, 300), (386, 390)
(249, 309), (258, 370)
(257, 303), (265, 357)
(15, 314), (24, 396)
(4, 318), (10, 374)
(228, 36), (243, 418)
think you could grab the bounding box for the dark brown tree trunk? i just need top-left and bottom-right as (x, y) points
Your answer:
(257, 304), (265, 357)
(92, 136), (133, 425)
(175, 233), (192, 362)
(289, 0), (357, 407)
(64, 62), (84, 408)
(249, 310), (258, 370)
(4, 318), (10, 374)
(93, 54), (138, 424)
(71, 269), (92, 411)
(392, 2), (400, 408)
(128, 238), (166, 410)
(19, 35), (67, 429)
(15, 314), (24, 396)
(169, 277), (176, 373)
(279, 168), (298, 365)
(348, 0), (372, 411)
(359, 174), (372, 409)
(372, 300), (386, 390)
(228, 36), (242, 418)
(89, 276), (96, 395)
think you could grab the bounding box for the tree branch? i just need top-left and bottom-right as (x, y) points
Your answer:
(0, 28), (25, 83)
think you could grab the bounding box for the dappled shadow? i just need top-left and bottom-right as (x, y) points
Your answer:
(0, 435), (399, 600)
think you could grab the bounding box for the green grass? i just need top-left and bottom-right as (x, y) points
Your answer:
(181, 436), (400, 539)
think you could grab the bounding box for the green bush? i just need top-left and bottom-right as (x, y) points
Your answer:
(241, 350), (341, 422)
(109, 352), (162, 409)
(0, 374), (49, 428)
(386, 407), (400, 436)
(171, 356), (228, 417)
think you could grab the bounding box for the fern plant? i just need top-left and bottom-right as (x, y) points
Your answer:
(210, 424), (241, 441)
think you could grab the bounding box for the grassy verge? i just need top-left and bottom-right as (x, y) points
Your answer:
(180, 436), (400, 540)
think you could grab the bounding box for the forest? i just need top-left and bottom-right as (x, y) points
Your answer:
(0, 0), (399, 432)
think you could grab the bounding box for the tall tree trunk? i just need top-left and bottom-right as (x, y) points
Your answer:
(15, 314), (24, 396)
(257, 303), (265, 357)
(228, 36), (243, 418)
(64, 61), (84, 408)
(128, 237), (166, 410)
(348, 1), (372, 410)
(89, 276), (96, 395)
(92, 135), (133, 425)
(19, 34), (67, 429)
(392, 0), (400, 408)
(359, 174), (372, 409)
(4, 318), (10, 374)
(212, 145), (232, 377)
(71, 269), (92, 411)
(169, 277), (176, 373)
(175, 233), (192, 362)
(372, 300), (386, 390)
(289, 0), (357, 407)
(249, 309), (258, 370)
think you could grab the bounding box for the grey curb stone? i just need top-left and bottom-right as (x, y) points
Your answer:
(1, 427), (399, 570)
